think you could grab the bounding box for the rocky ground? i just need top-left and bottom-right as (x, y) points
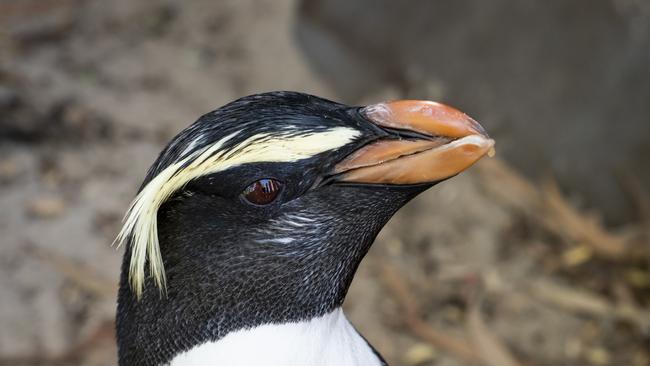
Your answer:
(1, 1), (648, 365)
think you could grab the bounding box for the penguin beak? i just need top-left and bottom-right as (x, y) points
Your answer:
(334, 100), (495, 185)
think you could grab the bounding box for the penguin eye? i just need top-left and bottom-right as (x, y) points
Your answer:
(241, 178), (283, 205)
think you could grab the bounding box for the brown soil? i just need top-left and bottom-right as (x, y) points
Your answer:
(1, 1), (648, 365)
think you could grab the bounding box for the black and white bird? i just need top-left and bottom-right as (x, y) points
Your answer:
(115, 91), (494, 366)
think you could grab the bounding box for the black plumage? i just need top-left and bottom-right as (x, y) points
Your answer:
(115, 91), (493, 365)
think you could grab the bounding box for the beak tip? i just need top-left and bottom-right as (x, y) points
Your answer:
(468, 116), (490, 138)
(487, 140), (496, 157)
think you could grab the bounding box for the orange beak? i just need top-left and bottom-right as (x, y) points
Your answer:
(334, 100), (495, 185)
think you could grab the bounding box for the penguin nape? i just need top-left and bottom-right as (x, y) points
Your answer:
(115, 91), (495, 366)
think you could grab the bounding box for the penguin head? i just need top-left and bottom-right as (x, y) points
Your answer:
(115, 91), (493, 365)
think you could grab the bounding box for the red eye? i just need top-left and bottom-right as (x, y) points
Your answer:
(242, 179), (282, 205)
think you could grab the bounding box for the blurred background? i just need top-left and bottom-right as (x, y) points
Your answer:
(1, 0), (649, 365)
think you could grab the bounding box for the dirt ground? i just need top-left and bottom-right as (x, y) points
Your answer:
(1, 1), (649, 365)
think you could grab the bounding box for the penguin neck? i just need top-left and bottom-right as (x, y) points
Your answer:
(169, 308), (385, 366)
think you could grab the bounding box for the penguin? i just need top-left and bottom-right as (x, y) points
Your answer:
(115, 91), (494, 366)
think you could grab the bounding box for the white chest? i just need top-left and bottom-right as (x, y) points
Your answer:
(169, 308), (383, 366)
